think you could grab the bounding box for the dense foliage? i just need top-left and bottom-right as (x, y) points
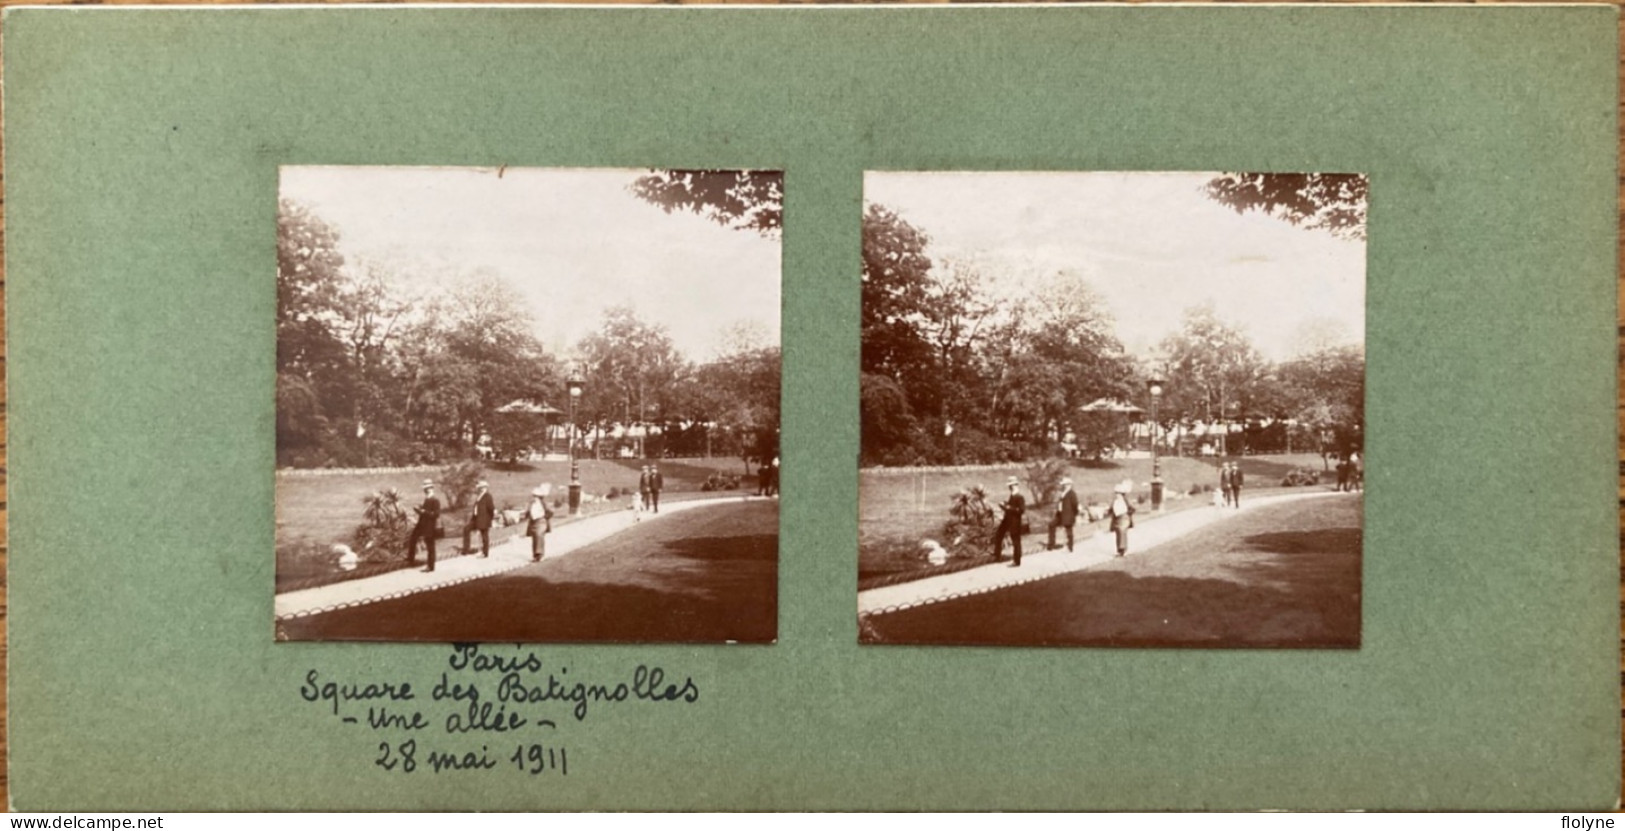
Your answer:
(275, 198), (780, 468)
(859, 173), (1366, 467)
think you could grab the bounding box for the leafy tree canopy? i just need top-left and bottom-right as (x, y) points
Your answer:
(629, 169), (783, 238)
(1204, 172), (1368, 241)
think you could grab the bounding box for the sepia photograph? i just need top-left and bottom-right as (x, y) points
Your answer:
(858, 171), (1367, 648)
(274, 166), (782, 643)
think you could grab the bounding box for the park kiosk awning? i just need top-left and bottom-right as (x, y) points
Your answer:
(1079, 398), (1145, 414)
(496, 399), (566, 418)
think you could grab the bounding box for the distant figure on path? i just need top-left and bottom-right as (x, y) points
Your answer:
(638, 465), (653, 510)
(461, 480), (496, 557)
(1351, 451), (1363, 492)
(1336, 456), (1351, 491)
(650, 464), (664, 513)
(1219, 462), (1235, 507)
(993, 476), (1026, 566)
(1107, 480), (1136, 557)
(406, 479), (441, 572)
(525, 484), (554, 561)
(1046, 476), (1080, 552)
(758, 457), (780, 496)
(1231, 462), (1245, 508)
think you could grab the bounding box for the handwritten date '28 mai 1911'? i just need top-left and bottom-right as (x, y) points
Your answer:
(375, 740), (569, 776)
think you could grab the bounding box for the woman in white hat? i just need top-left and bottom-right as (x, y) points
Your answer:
(1106, 480), (1136, 557)
(524, 484), (555, 562)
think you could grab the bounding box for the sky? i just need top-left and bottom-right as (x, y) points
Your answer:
(279, 166), (782, 361)
(863, 171), (1366, 362)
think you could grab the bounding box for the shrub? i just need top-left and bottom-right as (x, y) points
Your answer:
(353, 488), (411, 556)
(439, 461), (485, 510)
(1024, 458), (1068, 509)
(1281, 468), (1321, 487)
(1188, 483), (1203, 496)
(944, 484), (996, 557)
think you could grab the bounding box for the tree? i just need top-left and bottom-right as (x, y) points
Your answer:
(860, 372), (921, 465)
(920, 258), (1001, 439)
(1204, 172), (1368, 241)
(628, 169), (783, 238)
(575, 306), (684, 455)
(388, 271), (559, 456)
(1278, 344), (1366, 467)
(333, 261), (413, 445)
(675, 343), (781, 463)
(1158, 304), (1268, 456)
(861, 203), (938, 415)
(276, 199), (348, 373)
(276, 199), (351, 459)
(1023, 269), (1138, 443)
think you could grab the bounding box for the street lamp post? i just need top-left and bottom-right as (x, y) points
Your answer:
(1149, 377), (1164, 511)
(567, 371), (584, 516)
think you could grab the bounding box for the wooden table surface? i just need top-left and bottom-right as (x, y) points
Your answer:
(0, 0), (1616, 812)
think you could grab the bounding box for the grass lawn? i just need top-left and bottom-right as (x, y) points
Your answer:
(861, 494), (1362, 648)
(858, 453), (1331, 582)
(275, 456), (759, 551)
(279, 500), (778, 643)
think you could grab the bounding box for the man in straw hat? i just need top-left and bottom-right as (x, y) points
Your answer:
(461, 479), (496, 558)
(405, 479), (442, 572)
(993, 475), (1027, 566)
(1046, 476), (1081, 553)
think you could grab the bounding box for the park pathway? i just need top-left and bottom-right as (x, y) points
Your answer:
(275, 494), (772, 621)
(858, 489), (1356, 617)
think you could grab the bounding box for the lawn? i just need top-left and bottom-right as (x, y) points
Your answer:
(858, 453), (1331, 582)
(278, 499), (778, 643)
(861, 494), (1362, 648)
(275, 456), (760, 550)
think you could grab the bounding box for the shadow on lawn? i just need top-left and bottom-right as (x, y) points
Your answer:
(282, 519), (780, 644)
(281, 577), (777, 644)
(1241, 527), (1362, 557)
(862, 523), (1361, 649)
(661, 533), (778, 563)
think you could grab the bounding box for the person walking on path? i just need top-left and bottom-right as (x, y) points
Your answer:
(1046, 476), (1080, 552)
(524, 485), (555, 562)
(1106, 480), (1136, 557)
(638, 465), (653, 511)
(1351, 451), (1363, 492)
(993, 476), (1026, 566)
(650, 464), (664, 513)
(1218, 462), (1234, 507)
(461, 480), (496, 557)
(1231, 462), (1245, 508)
(405, 479), (441, 572)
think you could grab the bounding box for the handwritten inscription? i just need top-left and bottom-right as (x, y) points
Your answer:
(299, 644), (701, 776)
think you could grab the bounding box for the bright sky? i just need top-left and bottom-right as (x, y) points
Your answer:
(279, 166), (782, 361)
(863, 171), (1366, 362)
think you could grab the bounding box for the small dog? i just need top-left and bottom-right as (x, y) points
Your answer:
(630, 494), (646, 522)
